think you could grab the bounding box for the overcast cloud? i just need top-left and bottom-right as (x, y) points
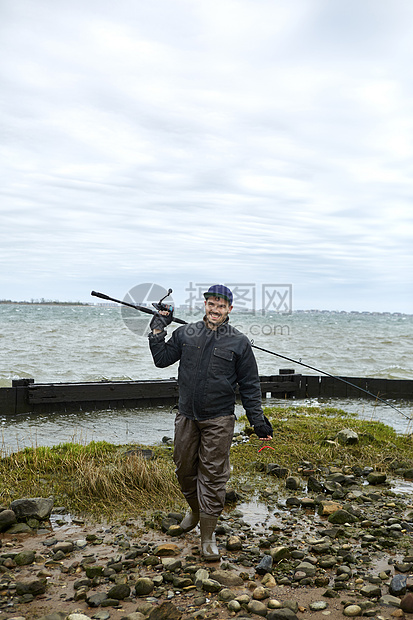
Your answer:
(1, 0), (412, 312)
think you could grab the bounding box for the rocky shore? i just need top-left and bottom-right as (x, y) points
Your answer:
(2, 452), (413, 619)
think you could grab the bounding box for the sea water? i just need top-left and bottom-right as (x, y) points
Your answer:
(0, 304), (412, 453)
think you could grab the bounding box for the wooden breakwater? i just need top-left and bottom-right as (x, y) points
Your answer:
(0, 370), (412, 416)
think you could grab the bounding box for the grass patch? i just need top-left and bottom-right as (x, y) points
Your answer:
(0, 441), (183, 519)
(2, 406), (413, 520)
(231, 405), (413, 487)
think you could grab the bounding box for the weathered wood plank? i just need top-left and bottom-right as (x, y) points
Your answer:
(365, 378), (413, 400)
(292, 375), (307, 398)
(304, 375), (321, 398)
(339, 376), (365, 399)
(260, 380), (297, 395)
(1, 374), (411, 416)
(15, 386), (31, 413)
(319, 376), (335, 397)
(28, 380), (179, 404)
(0, 388), (16, 415)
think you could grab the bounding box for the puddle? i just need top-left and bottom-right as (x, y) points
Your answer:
(234, 499), (272, 528)
(49, 513), (74, 530)
(388, 478), (413, 497)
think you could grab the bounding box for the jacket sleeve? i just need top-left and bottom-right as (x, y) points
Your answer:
(236, 340), (266, 428)
(148, 328), (182, 368)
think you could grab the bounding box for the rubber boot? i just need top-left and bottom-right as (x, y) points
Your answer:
(179, 497), (200, 533)
(199, 511), (220, 561)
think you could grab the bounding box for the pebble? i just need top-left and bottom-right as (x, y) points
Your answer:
(343, 604), (362, 616)
(389, 574), (407, 596)
(252, 586), (270, 600)
(379, 595), (402, 607)
(400, 592), (413, 612)
(248, 599), (268, 616)
(309, 601), (328, 611)
(227, 599), (241, 612)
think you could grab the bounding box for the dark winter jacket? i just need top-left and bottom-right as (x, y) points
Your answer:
(148, 318), (265, 427)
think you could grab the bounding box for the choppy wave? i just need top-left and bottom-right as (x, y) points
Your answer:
(0, 305), (412, 450)
(1, 305), (412, 386)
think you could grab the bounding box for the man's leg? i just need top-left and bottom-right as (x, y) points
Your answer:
(197, 414), (235, 515)
(173, 412), (201, 531)
(197, 415), (235, 560)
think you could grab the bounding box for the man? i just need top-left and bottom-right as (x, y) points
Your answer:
(148, 284), (273, 561)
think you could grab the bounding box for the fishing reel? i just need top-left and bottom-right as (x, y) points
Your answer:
(152, 288), (174, 314)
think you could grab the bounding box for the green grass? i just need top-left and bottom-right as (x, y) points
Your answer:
(1, 406), (413, 520)
(231, 405), (413, 486)
(0, 441), (183, 519)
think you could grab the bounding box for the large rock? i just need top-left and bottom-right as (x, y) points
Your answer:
(360, 584), (381, 598)
(107, 583), (131, 600)
(266, 464), (289, 478)
(148, 601), (182, 620)
(194, 568), (209, 587)
(256, 554), (273, 575)
(253, 586), (270, 600)
(10, 497), (54, 520)
(307, 476), (324, 492)
(15, 579), (47, 596)
(85, 591), (107, 607)
(269, 546), (291, 562)
(6, 523), (33, 533)
(154, 543), (180, 556)
(267, 608), (299, 620)
(294, 561), (316, 577)
(390, 574), (407, 597)
(248, 600), (268, 616)
(218, 588), (236, 602)
(400, 593), (413, 613)
(15, 550), (36, 566)
(53, 541), (74, 554)
(0, 509), (17, 532)
(379, 595), (401, 607)
(226, 535), (242, 551)
(161, 557), (181, 571)
(367, 471), (387, 485)
(328, 509), (358, 524)
(135, 577), (154, 596)
(343, 605), (362, 616)
(212, 569), (243, 587)
(202, 578), (222, 593)
(285, 476), (300, 490)
(318, 501), (342, 516)
(336, 429), (359, 445)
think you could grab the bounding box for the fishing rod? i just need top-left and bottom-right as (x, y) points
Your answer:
(90, 290), (187, 325)
(251, 341), (410, 420)
(91, 289), (409, 420)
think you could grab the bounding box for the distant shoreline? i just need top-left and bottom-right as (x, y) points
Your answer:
(0, 300), (410, 315)
(0, 300), (91, 306)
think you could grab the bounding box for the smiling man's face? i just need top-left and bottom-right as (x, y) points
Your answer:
(204, 296), (233, 330)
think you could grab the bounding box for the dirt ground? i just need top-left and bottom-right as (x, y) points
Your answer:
(0, 516), (410, 620)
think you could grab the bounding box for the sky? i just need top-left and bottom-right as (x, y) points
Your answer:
(1, 0), (412, 313)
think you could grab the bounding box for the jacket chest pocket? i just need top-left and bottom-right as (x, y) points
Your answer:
(211, 347), (235, 374)
(181, 343), (200, 370)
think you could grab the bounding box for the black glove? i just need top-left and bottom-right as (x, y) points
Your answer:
(254, 415), (273, 439)
(149, 310), (173, 332)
